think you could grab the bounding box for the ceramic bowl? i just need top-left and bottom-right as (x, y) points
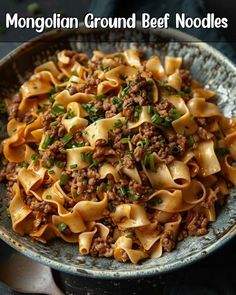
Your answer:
(0, 26), (236, 279)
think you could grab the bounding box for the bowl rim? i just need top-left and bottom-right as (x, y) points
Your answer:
(0, 25), (236, 279)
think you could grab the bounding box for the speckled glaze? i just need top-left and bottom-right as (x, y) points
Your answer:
(0, 26), (236, 279)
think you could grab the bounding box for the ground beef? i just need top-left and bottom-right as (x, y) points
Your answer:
(156, 100), (173, 118)
(93, 145), (116, 159)
(185, 211), (208, 236)
(40, 107), (66, 138)
(6, 94), (21, 120)
(195, 117), (206, 126)
(0, 162), (19, 183)
(161, 229), (176, 252)
(133, 146), (143, 162)
(197, 127), (213, 140)
(201, 187), (219, 209)
(122, 154), (134, 169)
(40, 141), (66, 164)
(72, 168), (99, 200)
(180, 69), (191, 91)
(90, 237), (114, 257)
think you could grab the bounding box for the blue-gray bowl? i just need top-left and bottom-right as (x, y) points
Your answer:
(0, 26), (236, 279)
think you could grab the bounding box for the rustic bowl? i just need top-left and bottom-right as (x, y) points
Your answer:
(0, 26), (236, 279)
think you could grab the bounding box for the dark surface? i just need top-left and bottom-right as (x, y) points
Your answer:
(1, 238), (236, 295)
(0, 1), (236, 294)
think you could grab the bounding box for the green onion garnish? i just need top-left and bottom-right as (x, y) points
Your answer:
(51, 104), (65, 115)
(121, 137), (130, 144)
(20, 162), (29, 168)
(60, 174), (67, 186)
(114, 119), (123, 129)
(169, 108), (181, 120)
(149, 154), (156, 172)
(86, 152), (93, 165)
(50, 121), (59, 127)
(48, 169), (55, 175)
(55, 161), (63, 168)
(72, 191), (78, 198)
(41, 135), (54, 149)
(126, 233), (134, 239)
(61, 133), (73, 145)
(58, 223), (67, 232)
(120, 85), (130, 97)
(70, 164), (77, 169)
(151, 113), (161, 125)
(119, 187), (127, 196)
(80, 152), (85, 161)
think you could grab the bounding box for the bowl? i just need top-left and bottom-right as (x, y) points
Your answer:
(0, 26), (236, 279)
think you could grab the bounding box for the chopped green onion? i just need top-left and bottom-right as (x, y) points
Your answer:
(144, 138), (149, 145)
(143, 154), (150, 166)
(31, 154), (39, 161)
(52, 104), (65, 115)
(114, 119), (123, 129)
(120, 85), (130, 97)
(129, 192), (140, 201)
(134, 106), (142, 118)
(72, 191), (78, 198)
(119, 187), (127, 196)
(161, 117), (172, 127)
(121, 137), (130, 144)
(188, 136), (195, 146)
(176, 91), (185, 97)
(137, 141), (144, 147)
(58, 223), (67, 232)
(48, 169), (55, 175)
(80, 152), (85, 162)
(66, 109), (76, 119)
(149, 154), (156, 172)
(42, 158), (54, 169)
(20, 162), (29, 168)
(60, 174), (67, 186)
(70, 164), (77, 169)
(147, 105), (152, 114)
(86, 152), (93, 165)
(169, 108), (181, 120)
(89, 159), (98, 168)
(46, 195), (52, 200)
(112, 96), (123, 107)
(55, 161), (63, 168)
(94, 94), (106, 101)
(61, 133), (73, 145)
(41, 135), (54, 149)
(126, 233), (134, 239)
(71, 70), (78, 76)
(105, 185), (112, 192)
(151, 113), (161, 125)
(82, 103), (98, 114)
(50, 121), (59, 127)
